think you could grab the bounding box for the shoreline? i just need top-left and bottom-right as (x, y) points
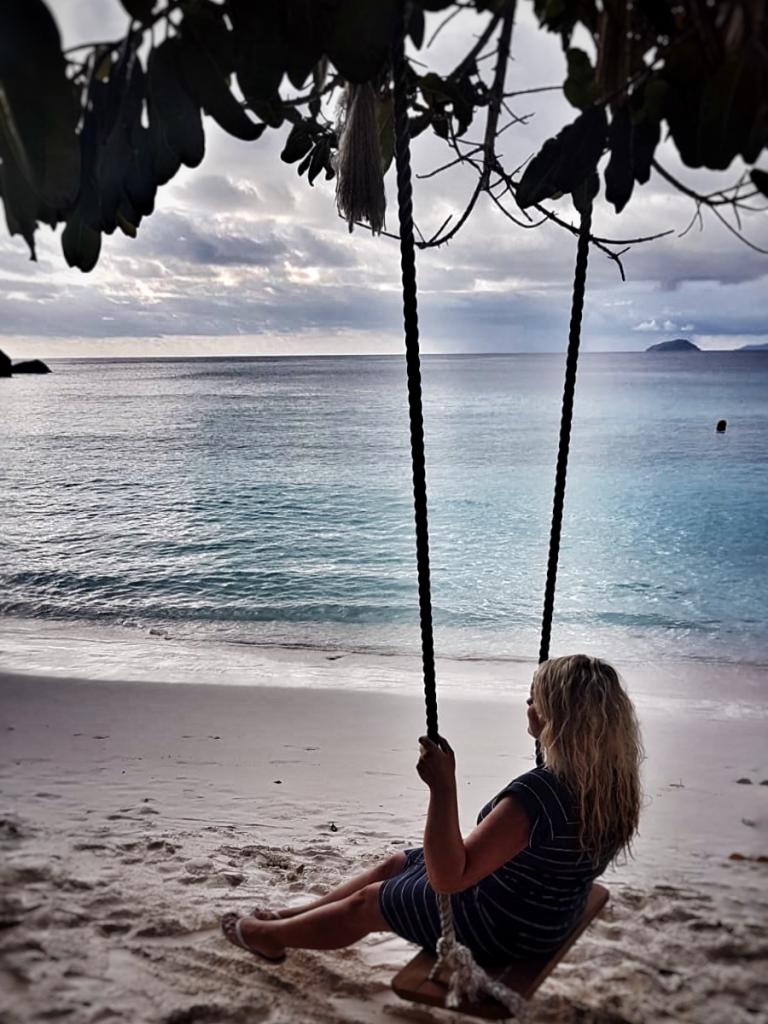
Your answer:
(2, 614), (767, 714)
(2, 668), (767, 1022)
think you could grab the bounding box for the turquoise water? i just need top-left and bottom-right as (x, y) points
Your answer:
(1, 353), (766, 664)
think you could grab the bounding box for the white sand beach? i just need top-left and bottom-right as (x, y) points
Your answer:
(1, 650), (767, 1024)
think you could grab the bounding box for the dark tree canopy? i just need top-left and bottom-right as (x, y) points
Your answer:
(0, 0), (766, 273)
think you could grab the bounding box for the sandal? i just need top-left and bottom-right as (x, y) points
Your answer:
(221, 912), (287, 964)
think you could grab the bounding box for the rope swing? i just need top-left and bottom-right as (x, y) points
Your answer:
(389, 5), (597, 1013)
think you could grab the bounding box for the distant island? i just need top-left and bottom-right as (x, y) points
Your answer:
(642, 338), (767, 353)
(645, 339), (700, 353)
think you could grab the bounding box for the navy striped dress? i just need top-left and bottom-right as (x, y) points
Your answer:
(378, 766), (609, 962)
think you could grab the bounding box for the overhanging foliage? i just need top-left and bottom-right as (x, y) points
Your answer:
(0, 0), (766, 273)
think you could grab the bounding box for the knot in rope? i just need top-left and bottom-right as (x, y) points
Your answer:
(430, 895), (526, 1016)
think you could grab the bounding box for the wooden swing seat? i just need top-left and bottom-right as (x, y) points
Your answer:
(391, 882), (609, 1020)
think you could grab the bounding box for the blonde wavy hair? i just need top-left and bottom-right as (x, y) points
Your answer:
(532, 654), (643, 864)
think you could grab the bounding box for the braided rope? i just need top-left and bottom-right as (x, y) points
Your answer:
(535, 179), (595, 769)
(391, 4), (438, 743)
(392, 4), (525, 1017)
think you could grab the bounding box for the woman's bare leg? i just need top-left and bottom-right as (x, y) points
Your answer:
(225, 882), (390, 956)
(254, 851), (407, 919)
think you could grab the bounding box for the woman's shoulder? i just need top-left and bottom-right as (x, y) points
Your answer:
(508, 766), (573, 800)
(496, 767), (577, 824)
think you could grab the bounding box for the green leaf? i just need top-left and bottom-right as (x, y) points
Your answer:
(517, 106), (607, 208)
(124, 121), (157, 217)
(563, 48), (596, 111)
(99, 53), (147, 233)
(604, 105), (634, 213)
(281, 122), (314, 164)
(0, 0), (80, 246)
(699, 45), (768, 170)
(408, 6), (425, 49)
(660, 38), (768, 171)
(282, 1), (323, 90)
(631, 116), (660, 185)
(116, 209), (138, 238)
(0, 144), (38, 259)
(179, 26), (266, 142)
(322, 0), (397, 84)
(62, 209), (101, 272)
(636, 0), (676, 35)
(297, 149), (313, 177)
(147, 39), (204, 182)
(419, 73), (452, 106)
(409, 112), (432, 138)
(661, 39), (705, 167)
(572, 171), (599, 214)
(634, 76), (667, 125)
(534, 0), (598, 45)
(119, 0), (156, 22)
(229, 2), (284, 106)
(751, 168), (768, 198)
(307, 138), (329, 186)
(181, 2), (234, 73)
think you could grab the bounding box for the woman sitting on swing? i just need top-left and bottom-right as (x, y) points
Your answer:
(222, 653), (643, 964)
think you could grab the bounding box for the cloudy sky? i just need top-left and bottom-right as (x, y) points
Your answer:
(3, 0), (767, 358)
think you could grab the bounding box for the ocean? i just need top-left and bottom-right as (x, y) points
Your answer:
(1, 353), (766, 670)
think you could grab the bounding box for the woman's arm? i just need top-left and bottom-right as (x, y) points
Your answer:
(417, 736), (532, 895)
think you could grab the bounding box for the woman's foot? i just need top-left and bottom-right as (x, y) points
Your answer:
(250, 906), (296, 921)
(221, 912), (287, 963)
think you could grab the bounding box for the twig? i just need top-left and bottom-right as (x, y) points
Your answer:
(503, 85), (562, 97)
(417, 146), (483, 180)
(450, 12), (502, 79)
(653, 158), (768, 253)
(427, 6), (464, 48)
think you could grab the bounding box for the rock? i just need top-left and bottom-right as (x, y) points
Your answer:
(645, 339), (701, 353)
(736, 777), (753, 784)
(12, 359), (51, 374)
(0, 350), (11, 378)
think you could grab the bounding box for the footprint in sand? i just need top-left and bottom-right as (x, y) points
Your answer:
(133, 917), (189, 939)
(98, 920), (134, 936)
(147, 839), (179, 853)
(0, 818), (27, 840)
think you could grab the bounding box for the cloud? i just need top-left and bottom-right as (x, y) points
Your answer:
(115, 211), (358, 272)
(632, 318), (685, 333)
(173, 175), (263, 213)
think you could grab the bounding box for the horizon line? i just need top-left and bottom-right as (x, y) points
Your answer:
(28, 347), (764, 361)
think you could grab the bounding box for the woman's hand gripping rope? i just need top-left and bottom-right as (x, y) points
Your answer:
(416, 734), (456, 792)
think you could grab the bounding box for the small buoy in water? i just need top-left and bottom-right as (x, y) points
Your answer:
(715, 419), (727, 433)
